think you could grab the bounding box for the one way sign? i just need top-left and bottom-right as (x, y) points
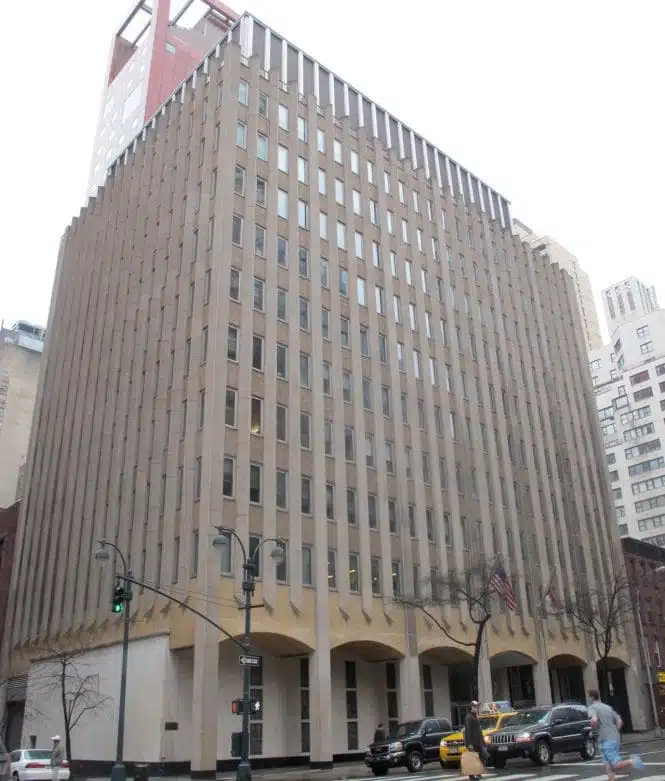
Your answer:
(239, 654), (261, 666)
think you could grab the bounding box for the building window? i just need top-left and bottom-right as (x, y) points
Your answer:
(370, 557), (381, 595)
(349, 553), (360, 593)
(302, 546), (313, 586)
(345, 660), (358, 750)
(301, 476), (312, 514)
(222, 457), (234, 497)
(257, 133), (268, 161)
(297, 117), (308, 142)
(276, 469), (288, 510)
(236, 121), (247, 148)
(300, 657), (310, 753)
(328, 549), (337, 589)
(232, 214), (243, 246)
(391, 561), (402, 597)
(249, 463), (262, 504)
(225, 388), (237, 428)
(422, 664), (434, 717)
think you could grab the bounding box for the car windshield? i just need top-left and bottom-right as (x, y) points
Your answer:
(392, 721), (423, 739)
(502, 709), (550, 727)
(479, 716), (500, 729)
(25, 751), (52, 760)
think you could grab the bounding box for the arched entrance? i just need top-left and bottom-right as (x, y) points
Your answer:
(420, 646), (475, 727)
(549, 653), (586, 704)
(218, 632), (315, 760)
(330, 640), (404, 756)
(490, 651), (537, 708)
(598, 656), (632, 731)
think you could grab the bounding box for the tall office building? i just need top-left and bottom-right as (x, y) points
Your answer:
(0, 323), (45, 508)
(4, 14), (644, 770)
(602, 276), (659, 332)
(589, 278), (665, 544)
(514, 220), (602, 351)
(88, 0), (238, 195)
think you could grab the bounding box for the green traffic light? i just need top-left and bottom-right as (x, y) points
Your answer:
(112, 583), (125, 614)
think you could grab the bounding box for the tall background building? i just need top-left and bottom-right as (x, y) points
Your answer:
(4, 12), (643, 770)
(88, 0), (238, 195)
(0, 322), (45, 508)
(589, 277), (665, 544)
(602, 276), (659, 331)
(514, 220), (602, 352)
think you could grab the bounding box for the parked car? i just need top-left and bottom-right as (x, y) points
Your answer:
(0, 740), (9, 781)
(439, 709), (517, 766)
(10, 750), (70, 781)
(486, 703), (596, 768)
(365, 718), (454, 775)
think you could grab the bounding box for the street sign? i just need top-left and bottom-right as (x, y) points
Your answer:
(239, 654), (261, 667)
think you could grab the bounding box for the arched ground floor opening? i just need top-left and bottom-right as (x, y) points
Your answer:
(419, 646), (474, 727)
(549, 653), (586, 704)
(490, 651), (537, 709)
(19, 634), (648, 768)
(598, 657), (632, 731)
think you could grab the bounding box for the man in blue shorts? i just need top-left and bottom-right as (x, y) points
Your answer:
(588, 689), (644, 781)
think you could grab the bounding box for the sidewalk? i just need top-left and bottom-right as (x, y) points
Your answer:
(622, 729), (663, 745)
(82, 734), (665, 781)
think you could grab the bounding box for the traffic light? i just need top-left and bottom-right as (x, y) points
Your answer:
(112, 581), (125, 614)
(231, 698), (261, 715)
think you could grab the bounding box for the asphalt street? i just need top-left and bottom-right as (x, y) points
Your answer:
(217, 743), (665, 781)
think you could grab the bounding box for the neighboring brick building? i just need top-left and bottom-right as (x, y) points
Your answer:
(623, 536), (665, 670)
(0, 501), (19, 649)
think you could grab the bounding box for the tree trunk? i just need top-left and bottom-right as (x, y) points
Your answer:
(60, 665), (73, 767)
(471, 617), (490, 701)
(598, 656), (610, 703)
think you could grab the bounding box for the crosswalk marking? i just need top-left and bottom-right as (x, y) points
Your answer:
(328, 766), (665, 781)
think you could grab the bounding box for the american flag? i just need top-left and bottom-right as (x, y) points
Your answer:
(491, 565), (517, 610)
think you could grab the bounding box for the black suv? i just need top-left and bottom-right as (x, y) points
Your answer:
(365, 718), (454, 775)
(487, 703), (596, 768)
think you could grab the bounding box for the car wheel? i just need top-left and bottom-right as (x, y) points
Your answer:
(372, 768), (388, 776)
(406, 750), (424, 773)
(533, 740), (552, 766)
(493, 756), (506, 769)
(581, 735), (596, 760)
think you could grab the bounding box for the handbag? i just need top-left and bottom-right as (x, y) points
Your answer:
(461, 750), (485, 776)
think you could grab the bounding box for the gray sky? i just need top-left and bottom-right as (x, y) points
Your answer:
(1, 0), (663, 342)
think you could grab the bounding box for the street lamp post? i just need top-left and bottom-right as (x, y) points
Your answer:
(94, 540), (132, 781)
(212, 527), (284, 781)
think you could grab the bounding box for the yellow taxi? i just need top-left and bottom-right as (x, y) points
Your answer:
(439, 703), (517, 767)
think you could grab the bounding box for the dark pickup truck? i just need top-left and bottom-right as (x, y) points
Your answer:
(487, 703), (596, 768)
(365, 718), (454, 775)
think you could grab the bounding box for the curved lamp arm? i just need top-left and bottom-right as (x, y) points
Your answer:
(251, 536), (285, 566)
(97, 539), (129, 577)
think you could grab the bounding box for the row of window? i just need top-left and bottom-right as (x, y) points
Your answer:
(212, 452), (512, 518)
(236, 93), (453, 228)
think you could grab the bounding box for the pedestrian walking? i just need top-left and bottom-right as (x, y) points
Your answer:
(50, 736), (64, 781)
(463, 701), (486, 780)
(588, 689), (644, 781)
(373, 723), (387, 743)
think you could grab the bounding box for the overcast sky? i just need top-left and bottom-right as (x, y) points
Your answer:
(1, 0), (663, 343)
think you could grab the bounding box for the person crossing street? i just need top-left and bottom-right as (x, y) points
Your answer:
(588, 689), (644, 781)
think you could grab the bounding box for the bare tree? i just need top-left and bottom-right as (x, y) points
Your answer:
(561, 571), (632, 701)
(26, 643), (111, 766)
(399, 557), (513, 701)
